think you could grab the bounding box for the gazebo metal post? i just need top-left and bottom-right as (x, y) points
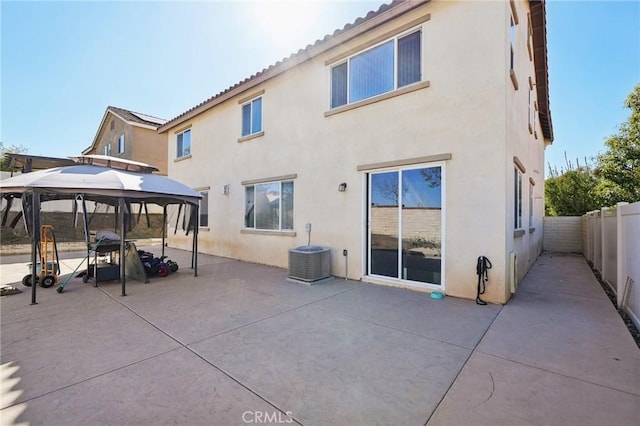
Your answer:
(161, 205), (166, 258)
(119, 198), (127, 297)
(30, 190), (40, 305)
(193, 203), (198, 277)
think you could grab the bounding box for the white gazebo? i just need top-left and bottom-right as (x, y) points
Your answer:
(0, 155), (203, 304)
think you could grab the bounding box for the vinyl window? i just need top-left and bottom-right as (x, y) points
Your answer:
(514, 168), (523, 230)
(199, 191), (209, 228)
(177, 129), (191, 158)
(241, 97), (262, 137)
(244, 180), (294, 231)
(117, 134), (125, 154)
(330, 29), (421, 108)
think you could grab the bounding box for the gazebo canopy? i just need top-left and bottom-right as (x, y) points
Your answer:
(0, 158), (201, 206)
(0, 155), (202, 304)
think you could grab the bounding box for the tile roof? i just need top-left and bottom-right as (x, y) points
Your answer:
(159, 0), (552, 142)
(530, 0), (553, 142)
(158, 0), (412, 133)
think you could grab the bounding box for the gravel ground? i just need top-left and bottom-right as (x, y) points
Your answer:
(588, 262), (640, 349)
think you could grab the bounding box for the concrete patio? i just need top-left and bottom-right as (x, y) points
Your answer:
(1, 249), (638, 425)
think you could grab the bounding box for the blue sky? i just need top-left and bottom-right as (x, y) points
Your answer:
(1, 0), (639, 176)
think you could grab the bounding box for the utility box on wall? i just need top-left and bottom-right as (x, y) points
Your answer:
(288, 246), (331, 283)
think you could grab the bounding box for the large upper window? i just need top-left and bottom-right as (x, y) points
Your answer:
(177, 129), (191, 158)
(244, 180), (293, 231)
(331, 30), (421, 108)
(241, 97), (262, 137)
(117, 134), (125, 154)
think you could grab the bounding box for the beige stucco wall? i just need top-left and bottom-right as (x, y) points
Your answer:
(166, 0), (546, 303)
(504, 0), (550, 300)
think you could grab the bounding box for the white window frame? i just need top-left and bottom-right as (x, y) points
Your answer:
(199, 191), (209, 228)
(514, 167), (523, 230)
(330, 27), (422, 109)
(241, 96), (263, 137)
(364, 162), (446, 291)
(528, 180), (534, 229)
(244, 180), (294, 231)
(176, 129), (191, 158)
(117, 133), (125, 154)
(102, 144), (111, 156)
(510, 14), (516, 71)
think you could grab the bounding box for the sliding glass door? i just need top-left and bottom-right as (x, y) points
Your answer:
(368, 165), (443, 286)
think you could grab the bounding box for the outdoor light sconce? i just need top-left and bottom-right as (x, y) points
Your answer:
(222, 184), (230, 195)
(338, 182), (347, 192)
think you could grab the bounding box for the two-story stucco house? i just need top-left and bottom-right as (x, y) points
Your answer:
(83, 106), (169, 175)
(158, 0), (553, 304)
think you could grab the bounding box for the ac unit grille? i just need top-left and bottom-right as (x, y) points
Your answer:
(288, 246), (331, 282)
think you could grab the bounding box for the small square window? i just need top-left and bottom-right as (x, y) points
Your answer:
(103, 144), (111, 156)
(177, 129), (191, 158)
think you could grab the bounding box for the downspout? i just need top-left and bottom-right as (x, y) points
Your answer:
(119, 197), (127, 297)
(30, 190), (40, 305)
(194, 203), (198, 277)
(161, 205), (166, 259)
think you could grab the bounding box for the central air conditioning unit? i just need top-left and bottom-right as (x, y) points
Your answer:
(288, 246), (331, 283)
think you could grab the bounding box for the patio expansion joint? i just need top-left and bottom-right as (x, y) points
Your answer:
(423, 303), (504, 426)
(185, 284), (364, 345)
(0, 347), (181, 410)
(309, 298), (495, 353)
(93, 287), (304, 424)
(472, 349), (640, 398)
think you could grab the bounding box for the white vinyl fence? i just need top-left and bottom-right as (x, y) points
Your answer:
(583, 202), (640, 330)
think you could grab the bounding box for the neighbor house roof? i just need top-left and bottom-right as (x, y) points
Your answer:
(158, 0), (553, 142)
(82, 106), (167, 155)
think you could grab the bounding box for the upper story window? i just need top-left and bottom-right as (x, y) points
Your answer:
(510, 15), (516, 70)
(103, 144), (111, 156)
(244, 180), (294, 231)
(331, 29), (422, 108)
(177, 129), (191, 158)
(199, 191), (209, 228)
(241, 97), (262, 137)
(117, 134), (125, 154)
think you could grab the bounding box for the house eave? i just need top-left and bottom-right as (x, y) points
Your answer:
(158, 0), (431, 134)
(529, 0), (553, 142)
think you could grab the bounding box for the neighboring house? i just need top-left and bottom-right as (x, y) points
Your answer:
(158, 0), (553, 304)
(83, 106), (168, 175)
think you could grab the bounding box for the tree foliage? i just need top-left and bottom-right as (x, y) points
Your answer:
(545, 159), (602, 216)
(0, 141), (28, 172)
(546, 84), (640, 216)
(594, 84), (640, 203)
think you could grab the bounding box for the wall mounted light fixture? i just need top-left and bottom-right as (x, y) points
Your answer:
(338, 182), (347, 192)
(222, 184), (230, 195)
